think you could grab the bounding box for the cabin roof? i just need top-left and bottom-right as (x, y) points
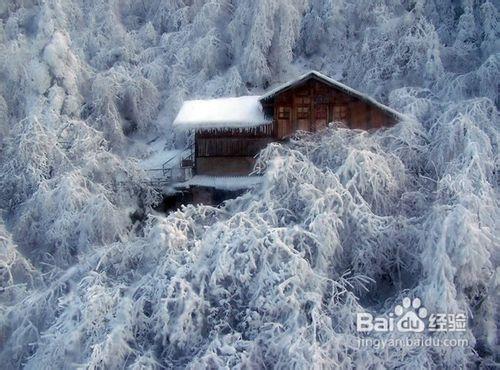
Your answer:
(259, 70), (405, 120)
(173, 95), (271, 130)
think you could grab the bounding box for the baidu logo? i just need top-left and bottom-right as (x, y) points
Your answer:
(356, 296), (467, 333)
(394, 297), (427, 332)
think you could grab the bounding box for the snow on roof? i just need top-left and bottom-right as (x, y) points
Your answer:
(175, 175), (263, 190)
(260, 70), (405, 120)
(173, 95), (271, 130)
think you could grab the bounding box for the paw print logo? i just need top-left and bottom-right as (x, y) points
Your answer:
(394, 297), (427, 333)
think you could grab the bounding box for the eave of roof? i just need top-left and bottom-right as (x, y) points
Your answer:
(259, 70), (405, 120)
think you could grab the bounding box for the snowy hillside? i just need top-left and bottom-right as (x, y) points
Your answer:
(0, 0), (498, 368)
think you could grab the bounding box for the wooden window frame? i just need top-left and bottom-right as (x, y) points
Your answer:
(277, 106), (290, 119)
(297, 106), (310, 119)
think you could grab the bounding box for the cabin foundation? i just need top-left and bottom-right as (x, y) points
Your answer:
(191, 186), (246, 206)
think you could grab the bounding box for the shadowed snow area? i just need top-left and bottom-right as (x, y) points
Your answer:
(0, 0), (498, 368)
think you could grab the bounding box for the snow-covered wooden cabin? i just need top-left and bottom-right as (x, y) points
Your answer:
(173, 71), (403, 178)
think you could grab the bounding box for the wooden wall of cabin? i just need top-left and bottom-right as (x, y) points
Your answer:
(196, 157), (257, 176)
(270, 79), (396, 139)
(195, 125), (273, 176)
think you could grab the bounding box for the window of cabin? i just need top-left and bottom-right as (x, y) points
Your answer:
(297, 106), (310, 119)
(295, 97), (311, 119)
(277, 106), (290, 119)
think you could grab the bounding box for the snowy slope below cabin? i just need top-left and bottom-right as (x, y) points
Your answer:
(138, 141), (183, 176)
(178, 175), (263, 190)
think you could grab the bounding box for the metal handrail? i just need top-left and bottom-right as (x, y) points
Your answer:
(161, 155), (178, 176)
(144, 143), (195, 187)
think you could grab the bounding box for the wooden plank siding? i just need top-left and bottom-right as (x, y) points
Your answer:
(195, 124), (273, 176)
(196, 157), (257, 176)
(197, 137), (273, 157)
(196, 123), (274, 158)
(270, 79), (397, 138)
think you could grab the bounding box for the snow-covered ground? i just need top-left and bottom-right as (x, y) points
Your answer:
(178, 175), (263, 191)
(137, 138), (183, 176)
